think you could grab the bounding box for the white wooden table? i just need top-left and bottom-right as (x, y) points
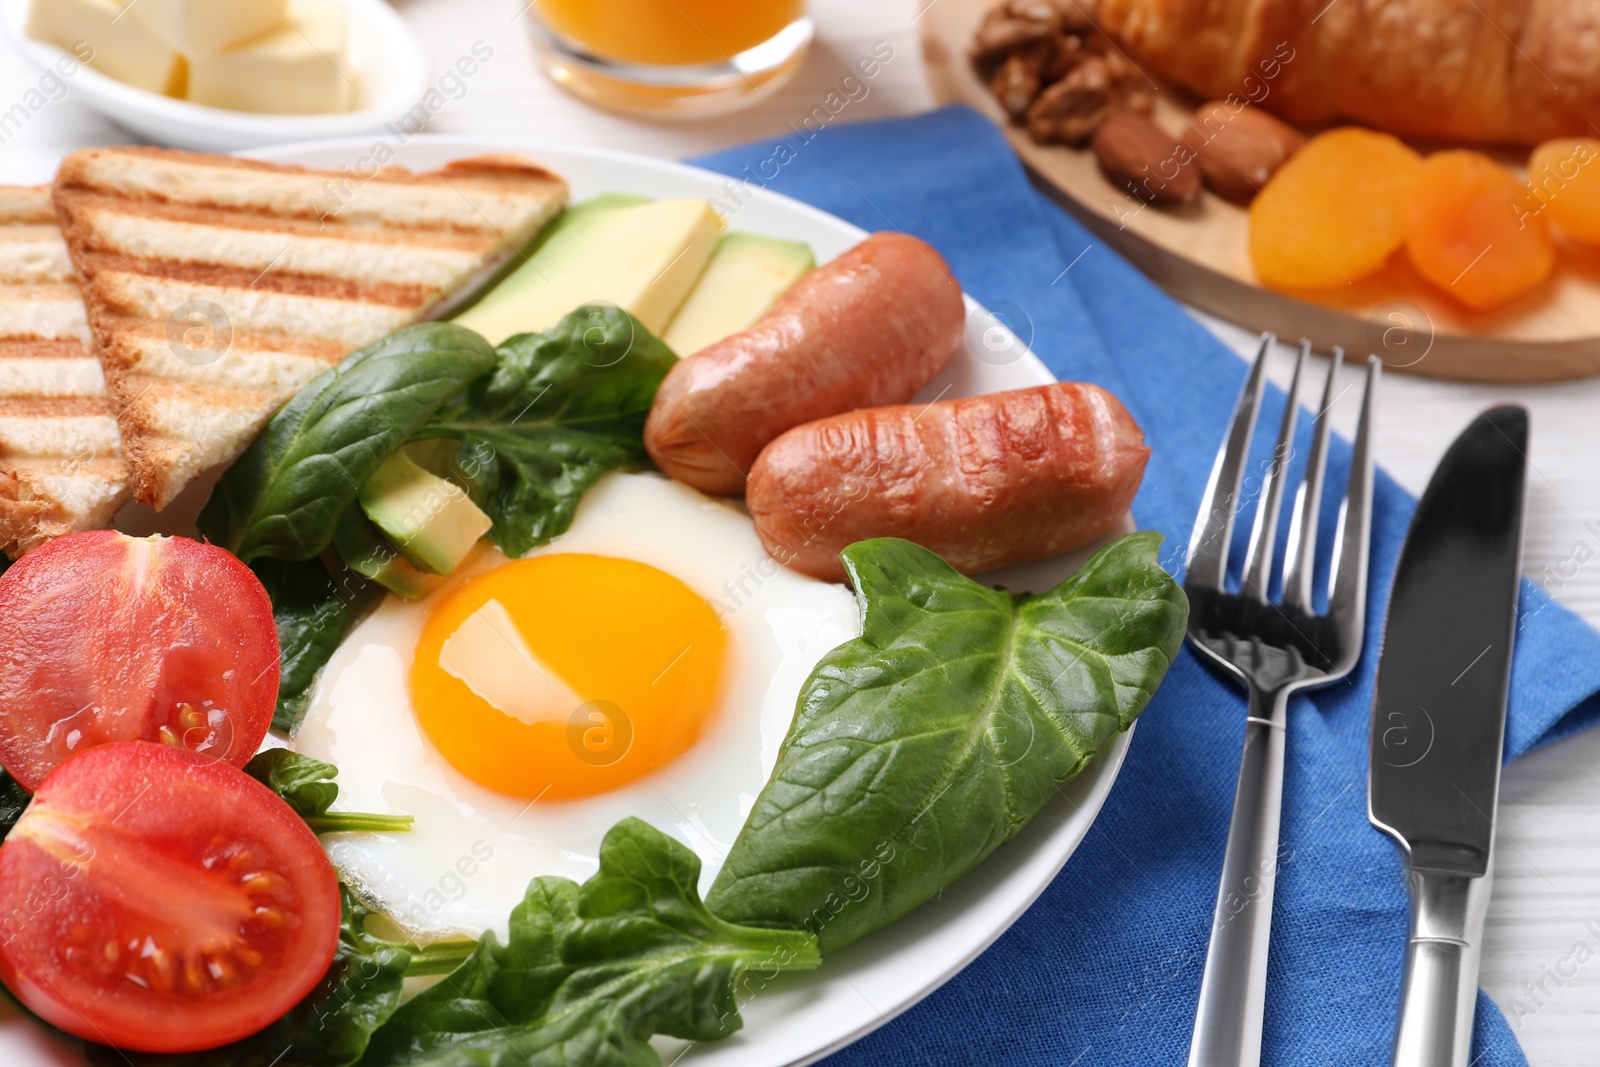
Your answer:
(4, 1), (1600, 1061)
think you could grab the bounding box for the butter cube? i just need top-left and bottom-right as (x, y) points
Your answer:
(130, 0), (290, 56)
(26, 0), (186, 96)
(186, 0), (355, 115)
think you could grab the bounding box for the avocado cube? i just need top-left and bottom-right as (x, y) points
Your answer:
(359, 449), (493, 576)
(334, 505), (444, 601)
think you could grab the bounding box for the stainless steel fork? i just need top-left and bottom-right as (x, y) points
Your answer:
(1184, 336), (1379, 1067)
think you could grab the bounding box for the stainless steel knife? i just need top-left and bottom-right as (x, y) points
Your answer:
(1368, 405), (1528, 1067)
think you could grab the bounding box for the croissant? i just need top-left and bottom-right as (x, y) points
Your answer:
(1093, 0), (1600, 145)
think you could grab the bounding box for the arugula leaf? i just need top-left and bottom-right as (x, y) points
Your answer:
(88, 887), (415, 1067)
(199, 323), (498, 562)
(0, 769), (28, 839)
(413, 304), (677, 558)
(706, 533), (1188, 952)
(244, 750), (413, 835)
(361, 817), (819, 1067)
(250, 557), (383, 733)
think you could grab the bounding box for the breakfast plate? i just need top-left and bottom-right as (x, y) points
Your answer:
(0, 137), (1141, 1067)
(1, 0), (427, 152)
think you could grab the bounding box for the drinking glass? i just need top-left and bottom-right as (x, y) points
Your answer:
(530, 0), (811, 117)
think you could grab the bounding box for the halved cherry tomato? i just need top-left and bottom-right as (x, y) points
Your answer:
(0, 532), (278, 792)
(0, 742), (340, 1052)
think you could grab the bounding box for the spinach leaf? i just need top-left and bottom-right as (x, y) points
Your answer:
(362, 817), (819, 1067)
(88, 887), (415, 1067)
(706, 532), (1188, 952)
(199, 323), (498, 562)
(245, 747), (339, 817)
(244, 750), (413, 835)
(251, 557), (383, 733)
(413, 304), (677, 558)
(0, 769), (28, 839)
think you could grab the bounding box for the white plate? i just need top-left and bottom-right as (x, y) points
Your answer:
(1, 0), (427, 151)
(0, 137), (1138, 1067)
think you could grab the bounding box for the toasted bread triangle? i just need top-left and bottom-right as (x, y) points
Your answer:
(53, 147), (567, 511)
(0, 185), (130, 558)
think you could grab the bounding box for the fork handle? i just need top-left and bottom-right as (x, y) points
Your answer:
(1186, 684), (1291, 1067)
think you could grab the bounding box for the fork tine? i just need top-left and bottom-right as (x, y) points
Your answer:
(1281, 345), (1343, 611)
(1186, 333), (1274, 590)
(1240, 340), (1306, 599)
(1328, 355), (1381, 625)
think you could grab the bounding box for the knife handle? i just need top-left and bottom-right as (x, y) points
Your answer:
(1392, 866), (1494, 1067)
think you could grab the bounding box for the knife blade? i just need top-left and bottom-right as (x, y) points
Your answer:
(1369, 404), (1527, 1067)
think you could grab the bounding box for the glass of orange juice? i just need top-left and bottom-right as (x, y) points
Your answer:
(529, 0), (811, 117)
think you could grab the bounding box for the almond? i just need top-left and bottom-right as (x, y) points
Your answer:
(1182, 102), (1307, 204)
(1091, 112), (1201, 206)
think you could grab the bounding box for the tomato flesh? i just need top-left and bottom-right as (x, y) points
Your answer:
(0, 532), (278, 792)
(0, 742), (340, 1053)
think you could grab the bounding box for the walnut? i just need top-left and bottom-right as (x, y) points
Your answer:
(990, 43), (1052, 119)
(1026, 55), (1117, 145)
(969, 1), (1061, 68)
(1044, 32), (1089, 82)
(1045, 0), (1096, 35)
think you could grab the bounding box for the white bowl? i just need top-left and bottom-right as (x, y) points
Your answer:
(1, 0), (428, 151)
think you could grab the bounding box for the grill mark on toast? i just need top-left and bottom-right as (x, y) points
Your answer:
(57, 147), (567, 234)
(0, 340), (88, 359)
(65, 193), (510, 250)
(72, 250), (435, 308)
(0, 397), (117, 417)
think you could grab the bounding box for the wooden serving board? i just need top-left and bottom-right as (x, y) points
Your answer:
(921, 0), (1600, 383)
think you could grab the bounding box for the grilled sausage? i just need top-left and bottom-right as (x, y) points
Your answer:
(644, 232), (965, 496)
(746, 382), (1149, 581)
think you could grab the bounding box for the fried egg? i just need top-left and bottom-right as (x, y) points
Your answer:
(290, 472), (860, 939)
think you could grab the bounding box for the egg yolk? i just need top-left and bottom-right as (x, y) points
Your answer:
(410, 553), (727, 799)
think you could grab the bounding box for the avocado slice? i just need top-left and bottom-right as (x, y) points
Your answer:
(334, 505), (445, 601)
(453, 198), (721, 345)
(358, 449), (494, 576)
(439, 194), (650, 322)
(663, 233), (814, 356)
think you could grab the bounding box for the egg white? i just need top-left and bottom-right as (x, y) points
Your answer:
(290, 472), (860, 940)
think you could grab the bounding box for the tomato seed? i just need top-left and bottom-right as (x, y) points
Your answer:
(177, 704), (205, 731)
(242, 872), (287, 895)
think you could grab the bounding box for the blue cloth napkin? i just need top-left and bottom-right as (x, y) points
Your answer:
(690, 105), (1600, 1067)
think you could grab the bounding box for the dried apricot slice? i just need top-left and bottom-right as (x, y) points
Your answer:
(1249, 127), (1422, 289)
(1528, 138), (1600, 243)
(1405, 151), (1554, 310)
